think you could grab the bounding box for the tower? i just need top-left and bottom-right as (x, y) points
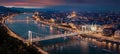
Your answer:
(26, 16), (29, 23)
(28, 30), (32, 45)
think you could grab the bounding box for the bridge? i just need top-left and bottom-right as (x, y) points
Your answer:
(27, 30), (81, 43)
(6, 16), (34, 23)
(7, 20), (34, 22)
(6, 14), (91, 43)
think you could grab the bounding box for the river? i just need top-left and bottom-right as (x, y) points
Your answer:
(5, 13), (120, 54)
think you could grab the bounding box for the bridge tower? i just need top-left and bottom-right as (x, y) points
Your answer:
(26, 16), (29, 23)
(28, 30), (32, 45)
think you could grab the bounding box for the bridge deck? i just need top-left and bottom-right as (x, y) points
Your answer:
(31, 33), (80, 42)
(7, 20), (34, 22)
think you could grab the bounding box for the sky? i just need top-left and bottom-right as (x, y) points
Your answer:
(0, 0), (120, 8)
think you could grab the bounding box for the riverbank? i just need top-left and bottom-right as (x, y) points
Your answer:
(32, 15), (120, 44)
(32, 16), (77, 32)
(80, 33), (120, 45)
(0, 22), (42, 54)
(3, 14), (48, 54)
(0, 14), (48, 54)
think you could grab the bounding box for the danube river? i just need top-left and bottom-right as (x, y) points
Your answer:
(5, 13), (120, 54)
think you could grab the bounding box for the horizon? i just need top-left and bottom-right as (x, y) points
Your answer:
(1, 5), (120, 12)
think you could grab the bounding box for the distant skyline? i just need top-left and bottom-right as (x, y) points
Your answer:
(0, 0), (120, 8)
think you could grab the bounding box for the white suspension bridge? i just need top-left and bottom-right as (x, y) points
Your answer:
(6, 16), (34, 23)
(6, 14), (91, 44)
(26, 30), (81, 43)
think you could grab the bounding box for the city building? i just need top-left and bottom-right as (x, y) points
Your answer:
(49, 18), (55, 23)
(68, 23), (77, 29)
(67, 11), (77, 18)
(102, 28), (115, 36)
(114, 30), (120, 38)
(90, 24), (97, 32)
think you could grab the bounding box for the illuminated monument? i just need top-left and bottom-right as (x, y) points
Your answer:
(67, 11), (77, 18)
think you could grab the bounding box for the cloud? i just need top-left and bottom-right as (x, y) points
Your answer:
(0, 0), (120, 7)
(0, 0), (65, 7)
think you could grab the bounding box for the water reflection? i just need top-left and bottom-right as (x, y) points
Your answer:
(40, 36), (120, 54)
(50, 26), (53, 34)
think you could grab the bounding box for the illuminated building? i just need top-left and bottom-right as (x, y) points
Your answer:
(102, 28), (115, 36)
(71, 11), (76, 17)
(114, 30), (120, 37)
(68, 23), (77, 29)
(67, 11), (77, 18)
(103, 24), (114, 28)
(49, 18), (55, 23)
(90, 24), (97, 32)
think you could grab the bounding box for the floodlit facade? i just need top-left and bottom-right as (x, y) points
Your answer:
(102, 28), (115, 36)
(114, 30), (120, 37)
